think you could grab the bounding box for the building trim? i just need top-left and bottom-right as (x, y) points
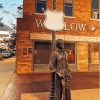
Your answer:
(30, 32), (100, 42)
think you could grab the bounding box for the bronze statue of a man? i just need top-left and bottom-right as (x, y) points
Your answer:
(49, 39), (71, 100)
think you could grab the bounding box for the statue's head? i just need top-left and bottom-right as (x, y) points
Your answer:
(56, 39), (64, 50)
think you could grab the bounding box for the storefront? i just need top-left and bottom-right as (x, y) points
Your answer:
(33, 40), (76, 71)
(16, 0), (100, 74)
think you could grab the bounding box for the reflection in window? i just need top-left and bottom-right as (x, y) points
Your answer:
(91, 0), (99, 19)
(36, 0), (46, 13)
(64, 43), (75, 64)
(64, 0), (73, 16)
(89, 43), (99, 64)
(34, 41), (51, 64)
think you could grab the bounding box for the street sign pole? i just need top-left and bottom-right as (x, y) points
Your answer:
(49, 0), (56, 99)
(49, 31), (56, 100)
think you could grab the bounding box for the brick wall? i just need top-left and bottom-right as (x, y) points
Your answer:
(77, 42), (89, 71)
(16, 31), (33, 73)
(23, 0), (35, 15)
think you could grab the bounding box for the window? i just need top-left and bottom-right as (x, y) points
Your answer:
(89, 43), (99, 64)
(91, 0), (99, 19)
(34, 41), (51, 64)
(64, 43), (75, 64)
(88, 43), (100, 71)
(36, 0), (46, 13)
(64, 0), (73, 16)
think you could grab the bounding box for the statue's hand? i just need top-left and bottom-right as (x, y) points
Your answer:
(61, 80), (66, 86)
(67, 73), (72, 80)
(50, 68), (56, 72)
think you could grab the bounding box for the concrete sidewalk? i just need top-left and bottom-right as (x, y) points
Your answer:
(0, 71), (14, 98)
(0, 57), (15, 99)
(21, 88), (100, 100)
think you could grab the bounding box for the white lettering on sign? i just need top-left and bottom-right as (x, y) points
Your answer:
(78, 23), (87, 31)
(64, 23), (70, 31)
(35, 19), (94, 32)
(70, 23), (78, 31)
(35, 19), (44, 28)
(64, 23), (87, 31)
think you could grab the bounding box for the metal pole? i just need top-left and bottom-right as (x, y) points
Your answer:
(52, 31), (56, 51)
(53, 0), (56, 10)
(49, 72), (56, 100)
(49, 31), (56, 100)
(49, 0), (56, 100)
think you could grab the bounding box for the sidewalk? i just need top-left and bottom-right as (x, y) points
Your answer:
(21, 88), (100, 100)
(1, 72), (99, 100)
(0, 57), (15, 99)
(0, 71), (14, 98)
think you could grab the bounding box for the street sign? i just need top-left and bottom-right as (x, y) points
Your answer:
(43, 9), (64, 31)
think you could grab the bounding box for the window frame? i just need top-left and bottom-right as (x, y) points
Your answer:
(36, 0), (46, 13)
(91, 0), (99, 19)
(63, 0), (73, 16)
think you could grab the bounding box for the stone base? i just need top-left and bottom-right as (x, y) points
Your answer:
(21, 89), (99, 100)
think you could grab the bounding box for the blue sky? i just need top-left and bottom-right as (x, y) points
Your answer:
(0, 0), (23, 28)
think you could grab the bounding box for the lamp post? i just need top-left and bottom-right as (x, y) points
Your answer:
(43, 1), (64, 99)
(49, 31), (56, 100)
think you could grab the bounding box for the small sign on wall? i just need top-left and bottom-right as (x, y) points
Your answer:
(28, 48), (32, 53)
(23, 48), (32, 55)
(23, 48), (28, 55)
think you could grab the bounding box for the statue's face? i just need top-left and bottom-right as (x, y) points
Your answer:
(56, 42), (64, 50)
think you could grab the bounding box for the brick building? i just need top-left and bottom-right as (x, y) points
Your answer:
(16, 0), (100, 74)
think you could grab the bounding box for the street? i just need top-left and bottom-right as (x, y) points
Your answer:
(0, 57), (15, 99)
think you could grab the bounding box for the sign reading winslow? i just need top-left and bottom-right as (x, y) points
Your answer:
(35, 19), (96, 32)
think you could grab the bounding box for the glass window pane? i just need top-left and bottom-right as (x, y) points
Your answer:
(92, 1), (99, 9)
(64, 0), (73, 16)
(64, 3), (73, 16)
(64, 43), (75, 64)
(34, 41), (51, 64)
(36, 0), (46, 13)
(91, 0), (99, 19)
(89, 43), (100, 71)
